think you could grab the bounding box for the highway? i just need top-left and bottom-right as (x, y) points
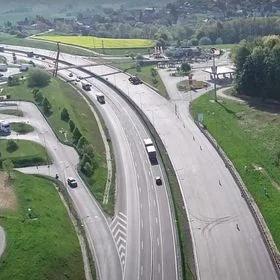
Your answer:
(1, 45), (279, 279)
(0, 50), (179, 280)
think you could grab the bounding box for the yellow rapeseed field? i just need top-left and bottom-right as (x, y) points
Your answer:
(36, 35), (154, 49)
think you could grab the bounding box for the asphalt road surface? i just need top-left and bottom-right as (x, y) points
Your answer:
(1, 45), (279, 279)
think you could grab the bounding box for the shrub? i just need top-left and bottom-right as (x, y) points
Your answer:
(73, 127), (82, 144)
(28, 70), (51, 88)
(8, 76), (20, 87)
(6, 140), (18, 153)
(42, 97), (52, 115)
(69, 119), (75, 132)
(61, 108), (70, 122)
(82, 162), (94, 177)
(199, 36), (212, 45)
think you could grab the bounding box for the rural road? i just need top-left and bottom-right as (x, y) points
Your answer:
(0, 102), (123, 280)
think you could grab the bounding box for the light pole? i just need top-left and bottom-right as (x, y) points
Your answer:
(211, 48), (218, 102)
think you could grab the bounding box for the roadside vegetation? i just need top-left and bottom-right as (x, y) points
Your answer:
(35, 35), (154, 49)
(11, 122), (34, 134)
(191, 92), (280, 249)
(0, 139), (50, 168)
(0, 109), (24, 117)
(0, 171), (85, 280)
(0, 71), (113, 214)
(177, 80), (208, 92)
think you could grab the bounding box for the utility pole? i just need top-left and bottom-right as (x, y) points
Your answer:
(211, 48), (218, 102)
(53, 42), (60, 77)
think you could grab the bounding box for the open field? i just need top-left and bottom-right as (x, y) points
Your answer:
(36, 35), (154, 49)
(191, 92), (280, 249)
(0, 33), (97, 57)
(0, 75), (112, 214)
(0, 139), (50, 168)
(0, 172), (85, 280)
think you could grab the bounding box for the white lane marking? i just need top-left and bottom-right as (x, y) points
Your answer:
(157, 237), (160, 247)
(154, 199), (156, 207)
(141, 240), (144, 250)
(140, 203), (143, 210)
(141, 265), (143, 276)
(158, 263), (161, 274)
(141, 219), (144, 229)
(139, 187), (142, 193)
(155, 217), (158, 224)
(137, 174), (140, 180)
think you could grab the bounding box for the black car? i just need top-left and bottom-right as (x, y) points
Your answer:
(67, 177), (78, 188)
(155, 177), (162, 186)
(129, 76), (142, 85)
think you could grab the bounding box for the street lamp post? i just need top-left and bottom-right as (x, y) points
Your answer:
(211, 48), (218, 102)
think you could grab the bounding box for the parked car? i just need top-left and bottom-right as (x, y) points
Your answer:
(67, 177), (78, 188)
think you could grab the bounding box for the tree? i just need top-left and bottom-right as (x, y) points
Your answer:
(61, 108), (70, 122)
(82, 162), (94, 177)
(28, 70), (51, 88)
(34, 90), (44, 105)
(69, 119), (75, 132)
(181, 62), (191, 75)
(84, 144), (95, 158)
(77, 136), (88, 154)
(199, 36), (212, 46)
(6, 140), (18, 153)
(151, 68), (157, 78)
(42, 97), (52, 115)
(73, 127), (82, 144)
(8, 76), (20, 87)
(2, 159), (14, 179)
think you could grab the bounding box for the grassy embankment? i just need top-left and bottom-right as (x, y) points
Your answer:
(11, 122), (34, 134)
(0, 172), (85, 280)
(0, 32), (96, 57)
(35, 34), (154, 55)
(110, 59), (169, 98)
(0, 139), (50, 168)
(0, 76), (113, 214)
(191, 92), (280, 249)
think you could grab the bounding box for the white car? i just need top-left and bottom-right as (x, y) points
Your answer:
(67, 177), (78, 188)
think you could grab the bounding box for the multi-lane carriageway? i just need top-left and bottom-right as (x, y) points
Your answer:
(1, 48), (179, 280)
(2, 45), (280, 280)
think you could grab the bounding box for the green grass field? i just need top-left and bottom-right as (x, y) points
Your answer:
(36, 35), (154, 49)
(0, 33), (97, 57)
(1, 75), (112, 214)
(0, 172), (85, 280)
(191, 92), (280, 249)
(0, 139), (50, 168)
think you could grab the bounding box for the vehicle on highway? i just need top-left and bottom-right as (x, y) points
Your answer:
(129, 76), (142, 85)
(67, 178), (78, 188)
(96, 92), (105, 104)
(144, 138), (158, 164)
(68, 72), (73, 77)
(27, 52), (34, 58)
(155, 177), (162, 186)
(81, 81), (92, 91)
(0, 120), (11, 135)
(41, 57), (46, 60)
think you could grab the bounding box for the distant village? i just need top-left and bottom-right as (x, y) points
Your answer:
(1, 1), (280, 38)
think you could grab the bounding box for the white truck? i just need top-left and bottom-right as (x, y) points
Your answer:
(0, 121), (11, 135)
(144, 138), (157, 163)
(81, 81), (92, 91)
(20, 64), (29, 72)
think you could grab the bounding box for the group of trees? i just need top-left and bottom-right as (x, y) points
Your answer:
(233, 35), (280, 101)
(60, 108), (97, 177)
(195, 17), (280, 45)
(33, 89), (53, 116)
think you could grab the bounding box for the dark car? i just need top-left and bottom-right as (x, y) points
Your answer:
(155, 177), (162, 186)
(129, 76), (142, 85)
(67, 177), (78, 188)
